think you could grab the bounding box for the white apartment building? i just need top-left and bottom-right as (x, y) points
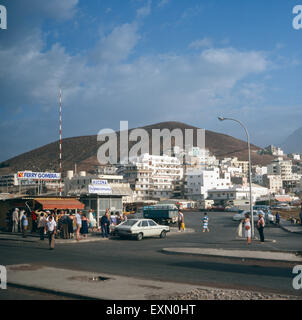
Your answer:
(267, 157), (293, 180)
(288, 154), (301, 161)
(207, 184), (269, 203)
(185, 168), (231, 200)
(120, 154), (183, 200)
(262, 174), (283, 194)
(252, 166), (268, 185)
(220, 157), (249, 176)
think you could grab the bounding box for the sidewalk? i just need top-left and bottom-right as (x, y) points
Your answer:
(162, 247), (302, 263)
(6, 264), (202, 300)
(279, 219), (302, 234)
(0, 227), (194, 244)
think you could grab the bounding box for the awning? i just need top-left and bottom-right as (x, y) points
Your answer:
(275, 196), (291, 203)
(35, 198), (85, 210)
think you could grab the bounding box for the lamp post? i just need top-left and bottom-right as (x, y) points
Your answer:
(218, 117), (255, 238)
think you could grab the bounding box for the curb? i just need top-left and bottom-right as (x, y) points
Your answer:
(279, 224), (302, 234)
(161, 248), (302, 263)
(7, 282), (99, 300)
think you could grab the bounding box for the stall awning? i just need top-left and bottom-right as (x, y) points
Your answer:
(35, 198), (85, 210)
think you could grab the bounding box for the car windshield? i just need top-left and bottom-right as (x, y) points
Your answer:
(121, 220), (138, 226)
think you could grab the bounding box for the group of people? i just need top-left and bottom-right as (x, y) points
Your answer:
(99, 209), (127, 238)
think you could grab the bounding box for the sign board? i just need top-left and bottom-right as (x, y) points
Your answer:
(18, 172), (61, 181)
(91, 179), (108, 185)
(88, 184), (112, 195)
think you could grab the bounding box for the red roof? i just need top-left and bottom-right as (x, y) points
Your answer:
(275, 196), (291, 202)
(35, 198), (85, 210)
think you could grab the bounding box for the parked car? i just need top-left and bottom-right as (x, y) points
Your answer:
(233, 210), (275, 223)
(113, 219), (170, 241)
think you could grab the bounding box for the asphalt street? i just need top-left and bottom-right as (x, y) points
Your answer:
(0, 211), (302, 299)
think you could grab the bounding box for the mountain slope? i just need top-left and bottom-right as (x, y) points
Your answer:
(281, 127), (302, 154)
(0, 121), (273, 174)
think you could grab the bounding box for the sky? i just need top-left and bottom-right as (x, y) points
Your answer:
(0, 0), (302, 162)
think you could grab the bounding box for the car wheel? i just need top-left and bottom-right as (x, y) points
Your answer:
(136, 233), (143, 241)
(160, 230), (166, 239)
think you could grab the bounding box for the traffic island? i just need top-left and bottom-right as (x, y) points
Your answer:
(161, 248), (302, 263)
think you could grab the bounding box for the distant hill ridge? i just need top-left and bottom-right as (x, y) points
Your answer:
(0, 121), (274, 174)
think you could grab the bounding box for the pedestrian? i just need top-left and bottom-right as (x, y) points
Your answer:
(61, 211), (69, 239)
(88, 209), (97, 231)
(177, 210), (184, 231)
(19, 209), (25, 233)
(116, 212), (122, 225)
(243, 213), (251, 245)
(46, 215), (57, 250)
(80, 213), (89, 239)
(100, 213), (109, 238)
(257, 213), (265, 243)
(22, 213), (28, 238)
(31, 210), (38, 233)
(202, 212), (210, 232)
(37, 212), (47, 240)
(75, 211), (82, 241)
(12, 208), (19, 233)
(275, 212), (280, 225)
(106, 209), (111, 235)
(67, 213), (74, 239)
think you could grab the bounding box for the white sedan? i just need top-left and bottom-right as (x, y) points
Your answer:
(113, 219), (170, 241)
(233, 210), (275, 223)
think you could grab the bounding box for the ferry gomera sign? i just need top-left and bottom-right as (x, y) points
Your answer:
(17, 172), (61, 180)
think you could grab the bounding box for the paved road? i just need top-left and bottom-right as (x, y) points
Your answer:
(0, 212), (301, 299)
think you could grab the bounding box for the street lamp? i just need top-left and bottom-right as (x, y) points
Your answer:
(218, 116), (255, 238)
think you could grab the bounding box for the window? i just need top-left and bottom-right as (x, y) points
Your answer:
(142, 221), (148, 227)
(148, 220), (157, 226)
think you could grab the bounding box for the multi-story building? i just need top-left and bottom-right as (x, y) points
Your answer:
(252, 166), (268, 185)
(207, 184), (269, 203)
(119, 154), (183, 200)
(267, 157), (293, 180)
(184, 168), (231, 200)
(262, 174), (283, 194)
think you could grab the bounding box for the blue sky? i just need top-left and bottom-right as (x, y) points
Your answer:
(0, 0), (302, 162)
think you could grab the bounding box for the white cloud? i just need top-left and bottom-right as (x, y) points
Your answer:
(136, 0), (152, 18)
(189, 38), (213, 49)
(158, 0), (170, 8)
(92, 23), (140, 64)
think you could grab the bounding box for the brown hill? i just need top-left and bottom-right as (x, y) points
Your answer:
(0, 121), (273, 175)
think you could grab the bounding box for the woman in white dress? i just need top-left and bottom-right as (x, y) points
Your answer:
(243, 213), (251, 245)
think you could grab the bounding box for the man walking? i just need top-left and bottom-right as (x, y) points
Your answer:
(46, 215), (57, 250)
(12, 208), (19, 233)
(257, 213), (265, 243)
